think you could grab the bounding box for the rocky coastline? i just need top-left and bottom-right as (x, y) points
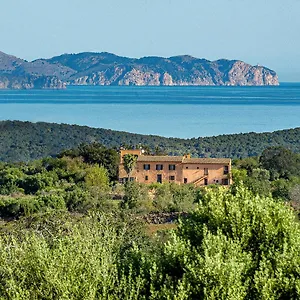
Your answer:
(0, 51), (279, 89)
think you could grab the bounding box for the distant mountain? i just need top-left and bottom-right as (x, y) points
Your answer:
(0, 51), (67, 89)
(0, 121), (299, 162)
(0, 51), (279, 89)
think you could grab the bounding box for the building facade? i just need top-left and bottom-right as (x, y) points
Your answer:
(119, 149), (231, 186)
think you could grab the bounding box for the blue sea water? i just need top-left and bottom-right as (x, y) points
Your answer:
(0, 83), (299, 138)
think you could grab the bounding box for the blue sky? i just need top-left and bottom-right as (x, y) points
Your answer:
(1, 0), (300, 81)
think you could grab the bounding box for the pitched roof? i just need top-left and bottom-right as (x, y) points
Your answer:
(137, 155), (183, 162)
(183, 158), (231, 164)
(136, 155), (231, 164)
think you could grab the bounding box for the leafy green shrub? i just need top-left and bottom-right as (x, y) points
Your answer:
(0, 212), (148, 300)
(85, 164), (110, 192)
(171, 185), (300, 298)
(64, 187), (92, 212)
(121, 184), (300, 299)
(1, 186), (300, 299)
(151, 183), (197, 212)
(170, 184), (197, 212)
(152, 183), (173, 212)
(122, 181), (150, 210)
(37, 194), (66, 211)
(0, 196), (41, 218)
(18, 172), (58, 194)
(0, 167), (25, 195)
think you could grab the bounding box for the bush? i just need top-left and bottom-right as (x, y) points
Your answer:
(167, 184), (300, 298)
(122, 181), (149, 210)
(0, 196), (41, 218)
(84, 164), (110, 192)
(0, 213), (147, 299)
(152, 183), (197, 212)
(1, 186), (300, 299)
(64, 187), (93, 212)
(37, 194), (66, 211)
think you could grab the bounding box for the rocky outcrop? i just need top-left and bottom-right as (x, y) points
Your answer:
(0, 51), (67, 89)
(48, 53), (280, 86)
(226, 61), (278, 86)
(0, 74), (65, 89)
(0, 51), (279, 89)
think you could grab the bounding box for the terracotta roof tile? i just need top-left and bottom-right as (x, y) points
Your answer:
(136, 155), (231, 164)
(137, 156), (183, 162)
(183, 158), (231, 164)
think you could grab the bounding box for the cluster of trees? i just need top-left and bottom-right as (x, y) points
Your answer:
(232, 146), (300, 214)
(0, 144), (118, 219)
(1, 143), (300, 298)
(1, 186), (300, 299)
(0, 143), (201, 219)
(1, 120), (300, 162)
(1, 143), (300, 219)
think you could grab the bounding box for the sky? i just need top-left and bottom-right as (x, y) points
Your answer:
(1, 0), (300, 82)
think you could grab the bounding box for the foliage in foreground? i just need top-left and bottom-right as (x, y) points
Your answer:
(1, 185), (300, 299)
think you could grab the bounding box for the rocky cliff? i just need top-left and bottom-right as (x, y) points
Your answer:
(0, 51), (279, 89)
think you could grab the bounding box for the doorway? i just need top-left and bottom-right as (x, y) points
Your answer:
(157, 174), (162, 183)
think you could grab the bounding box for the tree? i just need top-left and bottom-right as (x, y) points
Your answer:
(123, 154), (138, 180)
(234, 156), (259, 175)
(158, 185), (300, 299)
(259, 146), (299, 179)
(85, 165), (110, 192)
(59, 143), (119, 181)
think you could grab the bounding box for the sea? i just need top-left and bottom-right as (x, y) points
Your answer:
(0, 83), (300, 138)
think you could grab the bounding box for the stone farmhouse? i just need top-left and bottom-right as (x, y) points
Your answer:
(119, 149), (231, 186)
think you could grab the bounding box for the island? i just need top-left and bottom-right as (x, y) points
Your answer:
(0, 51), (279, 89)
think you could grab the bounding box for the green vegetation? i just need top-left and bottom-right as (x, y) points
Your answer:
(1, 186), (300, 299)
(0, 143), (199, 219)
(1, 120), (300, 162)
(1, 143), (300, 298)
(123, 153), (138, 179)
(233, 146), (300, 215)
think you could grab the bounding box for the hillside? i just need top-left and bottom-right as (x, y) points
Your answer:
(0, 51), (67, 89)
(0, 121), (299, 162)
(0, 51), (279, 89)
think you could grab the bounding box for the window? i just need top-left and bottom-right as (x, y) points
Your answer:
(186, 166), (189, 169)
(145, 175), (149, 181)
(184, 178), (188, 184)
(119, 178), (126, 184)
(169, 164), (176, 170)
(222, 178), (229, 185)
(156, 164), (163, 170)
(224, 165), (229, 175)
(204, 178), (208, 185)
(144, 164), (150, 170)
(197, 167), (199, 169)
(129, 177), (135, 182)
(169, 175), (175, 181)
(204, 168), (208, 175)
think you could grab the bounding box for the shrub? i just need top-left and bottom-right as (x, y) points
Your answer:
(0, 213), (147, 299)
(122, 181), (149, 210)
(0, 196), (41, 218)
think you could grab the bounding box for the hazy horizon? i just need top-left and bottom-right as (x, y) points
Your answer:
(1, 0), (300, 82)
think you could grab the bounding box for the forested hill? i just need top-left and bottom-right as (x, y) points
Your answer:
(0, 120), (300, 162)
